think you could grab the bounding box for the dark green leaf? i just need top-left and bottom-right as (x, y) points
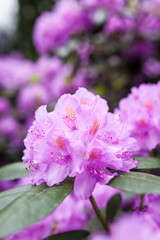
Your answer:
(44, 230), (90, 240)
(0, 162), (28, 180)
(136, 157), (160, 169)
(0, 185), (33, 211)
(106, 193), (122, 222)
(0, 181), (73, 238)
(108, 171), (160, 194)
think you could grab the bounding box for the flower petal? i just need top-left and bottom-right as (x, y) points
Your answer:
(45, 162), (70, 186)
(74, 169), (97, 200)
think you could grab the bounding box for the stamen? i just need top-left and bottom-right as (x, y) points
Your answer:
(51, 152), (54, 161)
(138, 118), (146, 125)
(88, 166), (107, 179)
(89, 119), (100, 136)
(30, 130), (36, 137)
(64, 105), (77, 129)
(51, 151), (69, 165)
(89, 149), (101, 161)
(55, 136), (66, 150)
(26, 167), (31, 174)
(91, 95), (98, 112)
(79, 97), (86, 105)
(65, 105), (76, 119)
(145, 99), (152, 110)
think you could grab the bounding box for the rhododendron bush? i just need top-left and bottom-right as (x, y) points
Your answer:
(0, 0), (160, 240)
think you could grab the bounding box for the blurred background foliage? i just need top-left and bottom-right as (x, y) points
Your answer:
(0, 0), (55, 59)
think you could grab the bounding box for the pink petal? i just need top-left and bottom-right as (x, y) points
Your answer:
(74, 169), (97, 200)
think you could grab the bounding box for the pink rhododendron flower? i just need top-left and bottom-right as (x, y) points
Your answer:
(23, 88), (137, 199)
(17, 84), (49, 116)
(0, 115), (21, 147)
(33, 0), (90, 53)
(0, 54), (35, 91)
(0, 97), (10, 115)
(82, 0), (125, 11)
(115, 82), (160, 153)
(134, 194), (160, 229)
(143, 58), (160, 78)
(138, 0), (160, 38)
(105, 14), (135, 34)
(89, 212), (160, 240)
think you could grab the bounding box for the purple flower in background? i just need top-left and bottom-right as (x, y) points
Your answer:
(104, 14), (135, 34)
(77, 43), (93, 66)
(82, 0), (125, 11)
(49, 63), (73, 99)
(143, 58), (160, 78)
(115, 82), (160, 153)
(23, 88), (137, 199)
(33, 0), (90, 53)
(72, 68), (87, 91)
(0, 97), (10, 115)
(89, 212), (160, 240)
(147, 197), (160, 227)
(35, 55), (62, 80)
(0, 54), (35, 91)
(109, 212), (160, 240)
(17, 84), (49, 116)
(89, 232), (108, 240)
(125, 41), (154, 59)
(138, 0), (160, 38)
(0, 115), (21, 147)
(139, 195), (160, 228)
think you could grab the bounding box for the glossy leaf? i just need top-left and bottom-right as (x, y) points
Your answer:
(44, 230), (90, 240)
(136, 157), (160, 169)
(0, 184), (33, 211)
(0, 162), (28, 180)
(0, 181), (73, 238)
(106, 193), (122, 222)
(108, 171), (160, 194)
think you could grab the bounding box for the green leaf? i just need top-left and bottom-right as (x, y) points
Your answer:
(108, 171), (160, 194)
(0, 181), (73, 238)
(106, 193), (122, 222)
(86, 209), (105, 234)
(44, 230), (90, 240)
(136, 157), (160, 169)
(0, 162), (29, 180)
(0, 185), (33, 211)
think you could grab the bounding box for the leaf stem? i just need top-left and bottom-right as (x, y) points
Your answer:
(139, 194), (145, 210)
(89, 195), (109, 233)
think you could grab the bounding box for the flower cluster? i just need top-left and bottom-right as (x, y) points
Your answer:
(33, 0), (90, 53)
(115, 82), (160, 153)
(33, 0), (160, 54)
(89, 212), (160, 240)
(23, 88), (137, 199)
